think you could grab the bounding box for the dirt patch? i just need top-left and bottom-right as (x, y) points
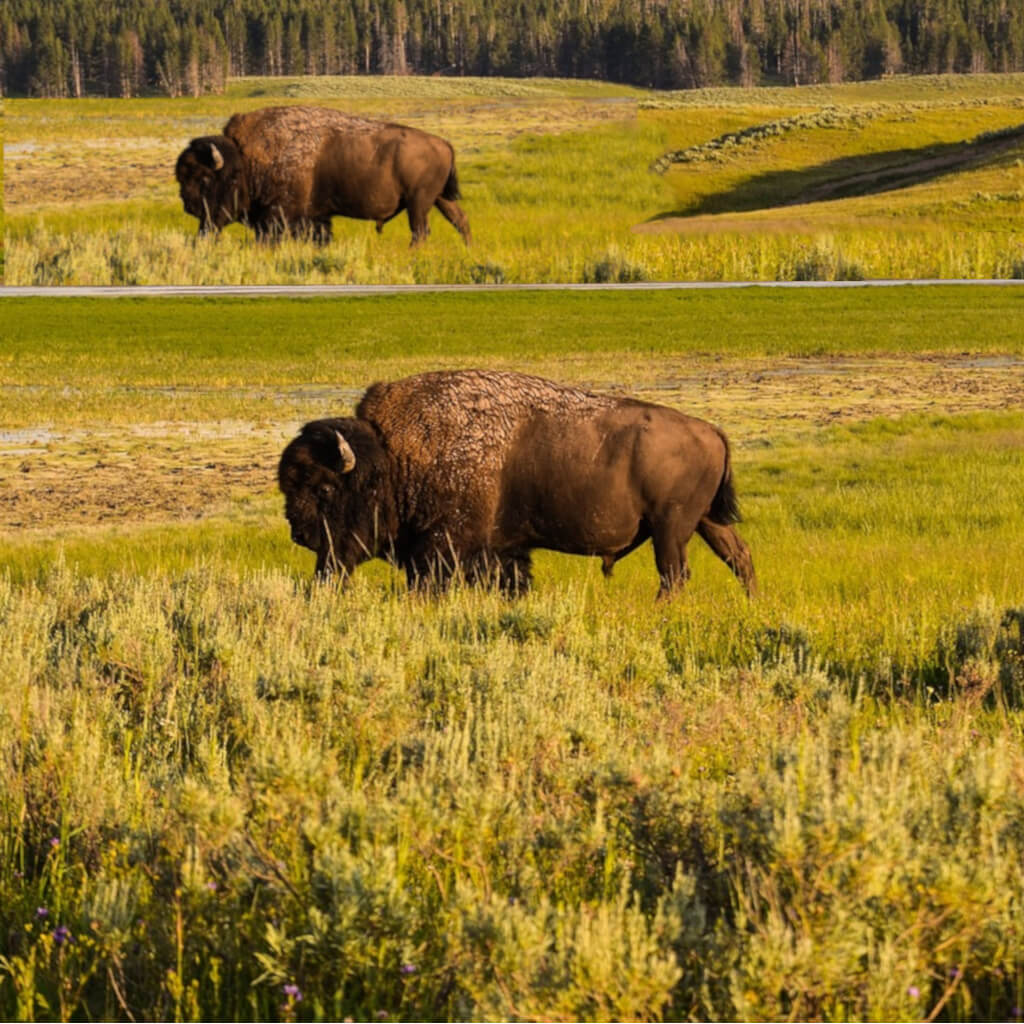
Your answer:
(3, 136), (178, 209)
(3, 355), (1022, 537)
(1, 426), (285, 533)
(624, 353), (1024, 442)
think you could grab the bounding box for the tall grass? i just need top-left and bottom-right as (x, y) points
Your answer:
(3, 539), (1024, 1020)
(11, 219), (1024, 286)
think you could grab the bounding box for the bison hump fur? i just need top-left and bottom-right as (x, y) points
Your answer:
(278, 370), (756, 600)
(175, 105), (471, 246)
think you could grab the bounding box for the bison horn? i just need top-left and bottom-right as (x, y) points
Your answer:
(208, 143), (224, 170)
(335, 431), (356, 473)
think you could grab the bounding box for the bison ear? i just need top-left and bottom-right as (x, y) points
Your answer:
(335, 431), (357, 474)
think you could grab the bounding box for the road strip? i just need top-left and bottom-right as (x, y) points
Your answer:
(3, 280), (1024, 297)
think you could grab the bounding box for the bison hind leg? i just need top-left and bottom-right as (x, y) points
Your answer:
(697, 519), (757, 597)
(651, 511), (703, 600)
(434, 197), (472, 245)
(406, 197), (435, 246)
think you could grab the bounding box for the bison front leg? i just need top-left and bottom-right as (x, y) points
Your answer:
(500, 553), (533, 596)
(471, 550), (532, 596)
(315, 545), (348, 583)
(309, 220), (333, 245)
(403, 542), (457, 593)
(434, 197), (472, 245)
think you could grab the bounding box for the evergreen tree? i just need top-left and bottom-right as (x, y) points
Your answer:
(3, 0), (1024, 97)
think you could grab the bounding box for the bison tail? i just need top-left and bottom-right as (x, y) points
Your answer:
(441, 164), (462, 202)
(707, 431), (742, 526)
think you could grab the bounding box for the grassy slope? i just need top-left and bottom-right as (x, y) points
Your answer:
(5, 74), (1024, 283)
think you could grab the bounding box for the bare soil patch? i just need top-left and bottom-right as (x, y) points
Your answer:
(1, 426), (284, 533)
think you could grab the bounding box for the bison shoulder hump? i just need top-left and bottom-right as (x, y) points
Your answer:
(355, 370), (617, 480)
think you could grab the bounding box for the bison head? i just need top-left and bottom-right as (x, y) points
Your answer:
(278, 418), (397, 579)
(175, 135), (249, 235)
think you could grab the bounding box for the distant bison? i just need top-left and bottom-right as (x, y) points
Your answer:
(278, 370), (756, 599)
(175, 105), (471, 245)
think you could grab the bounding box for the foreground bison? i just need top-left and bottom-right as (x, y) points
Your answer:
(279, 370), (756, 599)
(175, 105), (471, 245)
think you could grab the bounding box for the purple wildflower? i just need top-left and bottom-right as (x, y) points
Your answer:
(282, 984), (303, 1003)
(1012, 1008), (1022, 1019)
(400, 964), (417, 976)
(907, 986), (920, 998)
(950, 966), (962, 979)
(49, 837), (60, 849)
(36, 907), (49, 919)
(52, 925), (71, 946)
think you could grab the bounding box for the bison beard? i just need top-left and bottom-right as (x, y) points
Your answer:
(175, 105), (471, 245)
(277, 370), (756, 600)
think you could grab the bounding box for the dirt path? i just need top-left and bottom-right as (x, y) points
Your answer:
(3, 354), (1022, 536)
(793, 128), (1024, 206)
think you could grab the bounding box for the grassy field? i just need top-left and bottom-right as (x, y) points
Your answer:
(3, 288), (1024, 1019)
(5, 73), (1024, 284)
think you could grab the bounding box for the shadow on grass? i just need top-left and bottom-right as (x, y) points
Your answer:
(650, 124), (1024, 220)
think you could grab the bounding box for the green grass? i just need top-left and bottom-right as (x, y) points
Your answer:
(5, 74), (1024, 284)
(2, 287), (1024, 415)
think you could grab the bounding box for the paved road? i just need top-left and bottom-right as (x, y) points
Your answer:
(4, 280), (1024, 297)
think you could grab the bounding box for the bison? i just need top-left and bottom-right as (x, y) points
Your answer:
(175, 105), (471, 245)
(278, 370), (756, 600)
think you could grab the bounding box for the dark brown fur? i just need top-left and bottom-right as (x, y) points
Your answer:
(175, 105), (471, 245)
(277, 370), (756, 599)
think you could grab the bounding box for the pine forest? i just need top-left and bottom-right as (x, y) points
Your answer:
(3, 0), (1023, 98)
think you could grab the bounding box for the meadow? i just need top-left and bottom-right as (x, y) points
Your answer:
(3, 287), (1024, 1020)
(5, 73), (1024, 284)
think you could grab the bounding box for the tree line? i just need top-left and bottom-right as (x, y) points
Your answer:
(3, 0), (1023, 98)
